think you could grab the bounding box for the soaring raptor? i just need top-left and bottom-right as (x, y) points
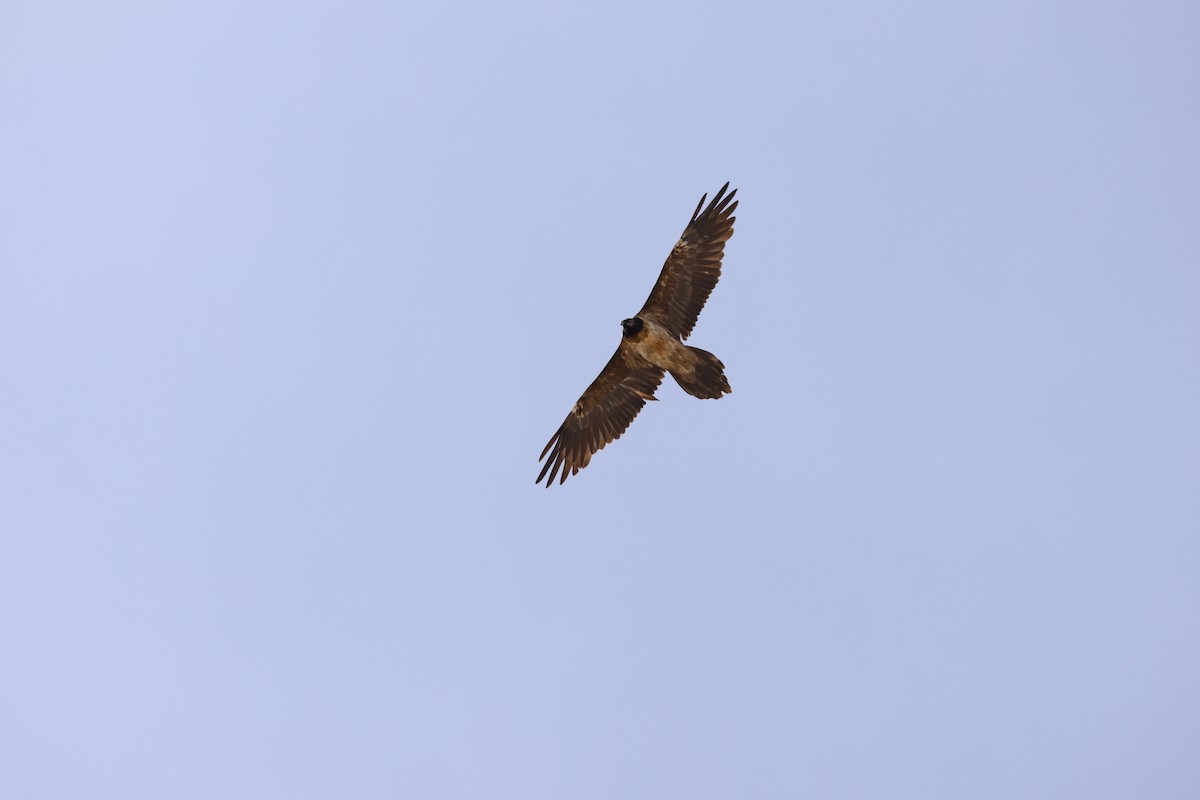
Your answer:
(537, 182), (738, 487)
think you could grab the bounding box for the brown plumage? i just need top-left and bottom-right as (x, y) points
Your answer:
(537, 183), (738, 487)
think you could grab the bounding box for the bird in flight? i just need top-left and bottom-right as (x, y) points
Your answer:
(537, 182), (738, 487)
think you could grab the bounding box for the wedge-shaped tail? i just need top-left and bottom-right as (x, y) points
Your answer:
(670, 346), (731, 400)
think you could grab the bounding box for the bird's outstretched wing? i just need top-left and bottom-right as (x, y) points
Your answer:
(637, 182), (737, 340)
(537, 342), (665, 487)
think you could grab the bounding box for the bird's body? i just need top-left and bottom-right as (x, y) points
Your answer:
(622, 316), (686, 372)
(621, 315), (730, 400)
(537, 183), (738, 487)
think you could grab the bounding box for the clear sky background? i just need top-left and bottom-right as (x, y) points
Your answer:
(2, 2), (1198, 798)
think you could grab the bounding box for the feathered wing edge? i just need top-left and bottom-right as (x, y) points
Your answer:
(537, 348), (665, 487)
(639, 182), (738, 340)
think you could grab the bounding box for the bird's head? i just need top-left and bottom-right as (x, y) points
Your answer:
(621, 317), (644, 338)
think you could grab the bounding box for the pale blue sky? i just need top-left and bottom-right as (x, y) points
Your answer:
(2, 1), (1198, 798)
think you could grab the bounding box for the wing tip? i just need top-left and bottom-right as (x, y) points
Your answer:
(696, 182), (738, 223)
